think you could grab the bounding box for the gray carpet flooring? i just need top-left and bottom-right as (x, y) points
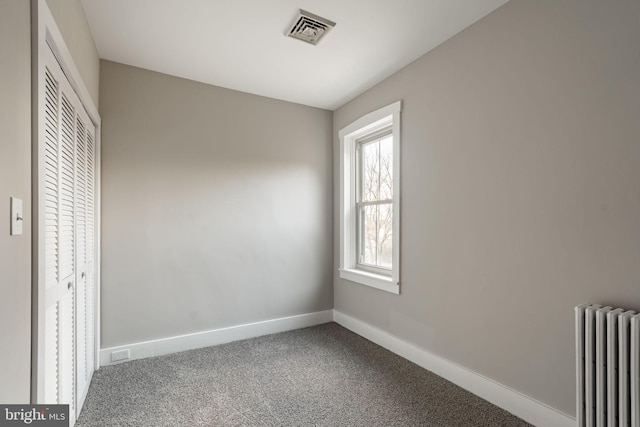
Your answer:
(76, 323), (532, 426)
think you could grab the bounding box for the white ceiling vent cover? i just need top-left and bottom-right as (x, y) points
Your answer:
(286, 9), (336, 45)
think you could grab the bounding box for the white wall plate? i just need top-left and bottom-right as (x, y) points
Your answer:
(10, 197), (23, 236)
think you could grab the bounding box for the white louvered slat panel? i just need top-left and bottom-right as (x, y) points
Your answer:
(44, 304), (59, 404)
(59, 93), (75, 280)
(58, 286), (75, 416)
(86, 128), (95, 263)
(76, 112), (88, 392)
(44, 66), (60, 288)
(85, 266), (95, 374)
(76, 115), (86, 268)
(44, 68), (59, 145)
(76, 276), (87, 387)
(86, 122), (96, 379)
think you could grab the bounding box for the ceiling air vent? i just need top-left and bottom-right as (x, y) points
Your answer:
(286, 9), (336, 45)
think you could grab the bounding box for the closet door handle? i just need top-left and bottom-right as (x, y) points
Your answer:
(81, 272), (85, 279)
(67, 282), (73, 290)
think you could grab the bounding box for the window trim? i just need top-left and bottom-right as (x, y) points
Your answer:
(339, 101), (401, 294)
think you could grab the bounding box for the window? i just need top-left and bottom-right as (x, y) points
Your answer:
(357, 129), (393, 271)
(339, 101), (401, 294)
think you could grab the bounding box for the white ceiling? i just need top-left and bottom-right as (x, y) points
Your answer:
(81, 0), (509, 110)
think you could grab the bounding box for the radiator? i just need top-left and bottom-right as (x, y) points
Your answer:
(576, 304), (640, 426)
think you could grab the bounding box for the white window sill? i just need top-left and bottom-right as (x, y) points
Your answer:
(339, 268), (399, 295)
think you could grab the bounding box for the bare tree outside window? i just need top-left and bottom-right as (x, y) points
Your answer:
(358, 133), (393, 270)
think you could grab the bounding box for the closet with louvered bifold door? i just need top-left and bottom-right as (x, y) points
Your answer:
(38, 37), (97, 426)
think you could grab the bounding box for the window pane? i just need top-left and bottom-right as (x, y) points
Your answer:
(361, 141), (379, 202)
(358, 203), (393, 270)
(360, 205), (377, 265)
(379, 136), (393, 200)
(377, 203), (393, 269)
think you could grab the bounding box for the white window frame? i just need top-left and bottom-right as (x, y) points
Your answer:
(339, 101), (401, 294)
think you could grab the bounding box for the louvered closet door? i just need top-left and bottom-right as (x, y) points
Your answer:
(41, 43), (97, 426)
(84, 116), (96, 384)
(75, 105), (96, 408)
(43, 54), (77, 425)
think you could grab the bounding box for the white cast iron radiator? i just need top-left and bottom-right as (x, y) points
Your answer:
(576, 304), (640, 426)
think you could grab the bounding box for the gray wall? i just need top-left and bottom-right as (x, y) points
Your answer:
(0, 0), (32, 404)
(333, 0), (640, 417)
(99, 61), (333, 348)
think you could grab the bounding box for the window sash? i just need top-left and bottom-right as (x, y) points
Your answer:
(356, 127), (392, 146)
(356, 200), (393, 273)
(356, 128), (392, 204)
(356, 127), (393, 274)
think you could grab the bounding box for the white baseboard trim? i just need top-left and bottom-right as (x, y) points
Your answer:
(332, 310), (575, 427)
(100, 310), (334, 366)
